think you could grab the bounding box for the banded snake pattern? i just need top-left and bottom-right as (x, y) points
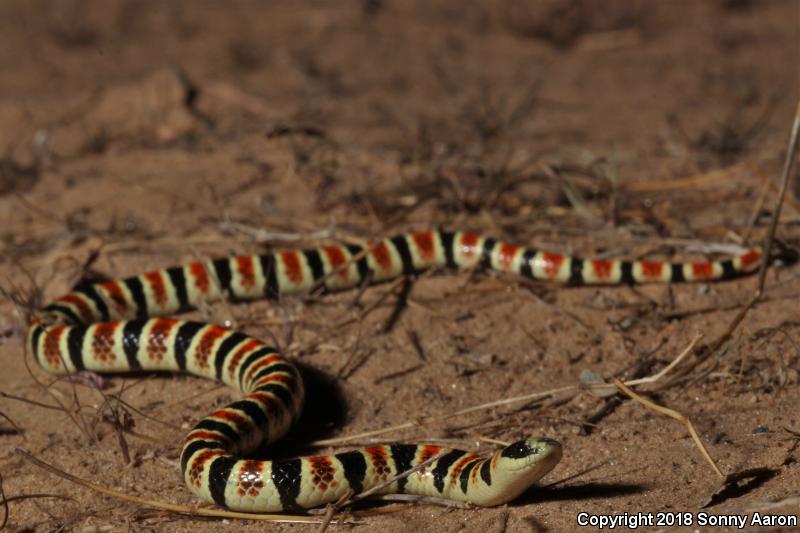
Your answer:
(27, 230), (761, 512)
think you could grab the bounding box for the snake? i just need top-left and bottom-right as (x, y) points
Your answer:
(27, 230), (761, 512)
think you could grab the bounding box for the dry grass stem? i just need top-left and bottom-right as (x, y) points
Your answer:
(686, 99), (800, 365)
(622, 334), (701, 388)
(219, 222), (339, 244)
(621, 163), (750, 192)
(756, 97), (800, 294)
(14, 448), (347, 525)
(336, 450), (450, 510)
(0, 409), (22, 436)
(478, 436), (511, 447)
(315, 502), (339, 533)
(0, 473), (6, 531)
(542, 460), (613, 489)
(312, 335), (701, 447)
(22, 339), (96, 443)
(611, 378), (724, 478)
(372, 494), (471, 508)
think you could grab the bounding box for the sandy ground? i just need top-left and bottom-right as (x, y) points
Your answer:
(1, 1), (799, 531)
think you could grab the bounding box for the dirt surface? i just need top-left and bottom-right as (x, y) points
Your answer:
(1, 1), (800, 531)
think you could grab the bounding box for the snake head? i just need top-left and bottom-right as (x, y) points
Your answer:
(500, 436), (562, 472)
(474, 436), (562, 506)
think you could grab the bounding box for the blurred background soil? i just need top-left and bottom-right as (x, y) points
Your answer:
(0, 1), (799, 531)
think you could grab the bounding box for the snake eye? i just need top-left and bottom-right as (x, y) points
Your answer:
(501, 440), (535, 459)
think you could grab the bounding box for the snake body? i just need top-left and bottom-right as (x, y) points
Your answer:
(27, 230), (760, 512)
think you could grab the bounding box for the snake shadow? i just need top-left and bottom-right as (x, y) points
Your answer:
(514, 481), (648, 506)
(93, 362), (346, 460)
(251, 361), (348, 460)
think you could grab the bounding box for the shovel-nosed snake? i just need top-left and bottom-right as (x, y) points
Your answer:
(27, 230), (760, 512)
